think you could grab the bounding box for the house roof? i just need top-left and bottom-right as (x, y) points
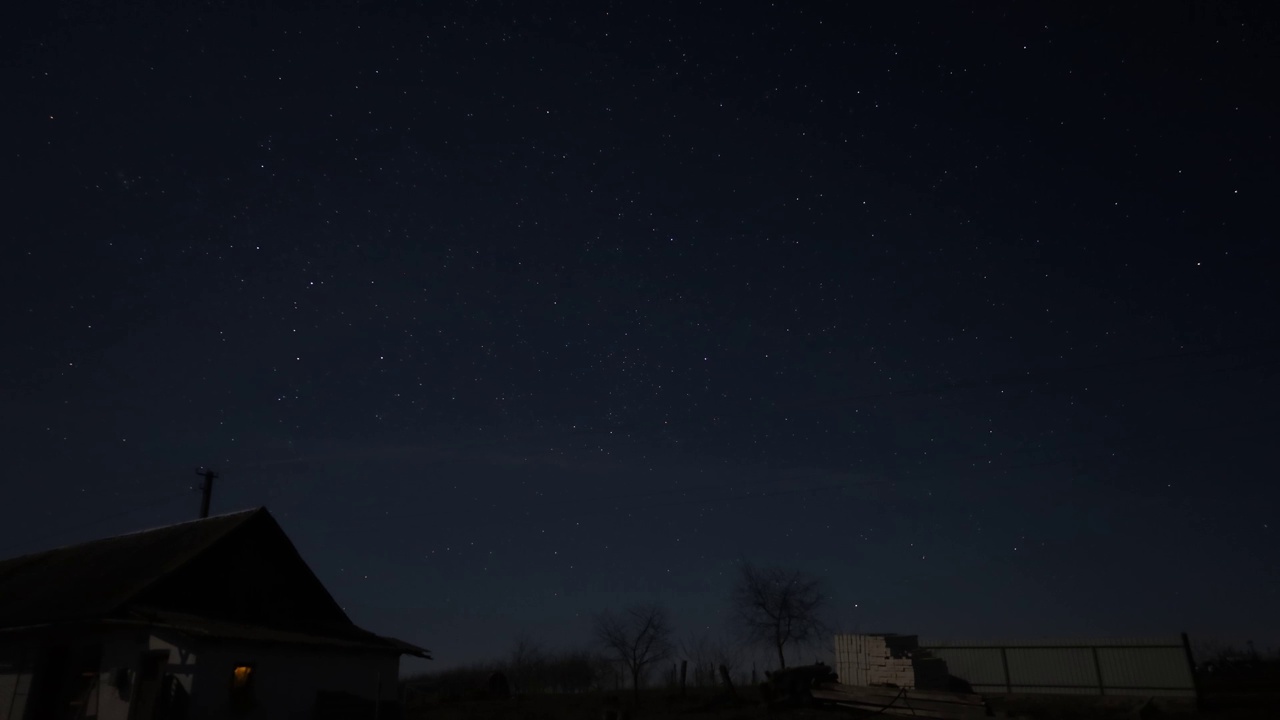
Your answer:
(0, 509), (262, 627)
(0, 508), (429, 659)
(117, 608), (430, 658)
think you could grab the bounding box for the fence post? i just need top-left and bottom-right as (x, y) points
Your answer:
(1000, 647), (1011, 693)
(1181, 632), (1201, 706)
(1091, 647), (1105, 696)
(719, 665), (736, 698)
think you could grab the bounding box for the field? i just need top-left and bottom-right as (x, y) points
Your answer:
(400, 682), (1280, 720)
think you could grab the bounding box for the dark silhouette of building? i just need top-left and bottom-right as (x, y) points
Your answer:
(0, 507), (429, 719)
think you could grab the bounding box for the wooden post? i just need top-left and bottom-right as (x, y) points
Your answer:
(680, 660), (687, 696)
(1091, 647), (1105, 696)
(1000, 647), (1011, 693)
(1182, 632), (1201, 706)
(719, 665), (735, 697)
(196, 468), (217, 519)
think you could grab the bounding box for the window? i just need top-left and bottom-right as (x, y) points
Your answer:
(228, 663), (256, 713)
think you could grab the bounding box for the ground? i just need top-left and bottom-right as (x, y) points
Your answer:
(400, 683), (1280, 720)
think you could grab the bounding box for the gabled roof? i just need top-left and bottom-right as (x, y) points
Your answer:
(0, 507), (429, 658)
(0, 509), (262, 627)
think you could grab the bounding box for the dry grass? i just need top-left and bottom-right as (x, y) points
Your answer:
(403, 688), (806, 720)
(402, 679), (1280, 720)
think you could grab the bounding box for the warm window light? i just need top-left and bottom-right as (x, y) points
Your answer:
(230, 664), (256, 713)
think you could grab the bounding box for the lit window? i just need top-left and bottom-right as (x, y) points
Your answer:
(229, 664), (256, 713)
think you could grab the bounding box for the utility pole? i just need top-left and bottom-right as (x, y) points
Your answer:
(196, 468), (218, 519)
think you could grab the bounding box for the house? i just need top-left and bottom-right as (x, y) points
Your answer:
(0, 507), (429, 720)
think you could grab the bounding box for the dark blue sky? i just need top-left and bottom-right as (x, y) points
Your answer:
(1, 1), (1276, 673)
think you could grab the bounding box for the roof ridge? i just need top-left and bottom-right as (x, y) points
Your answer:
(0, 507), (265, 563)
(0, 507), (275, 629)
(116, 506), (264, 538)
(104, 508), (269, 614)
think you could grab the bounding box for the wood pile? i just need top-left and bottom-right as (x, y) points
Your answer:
(810, 681), (987, 719)
(760, 662), (987, 719)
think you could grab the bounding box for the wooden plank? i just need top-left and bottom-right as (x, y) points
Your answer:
(817, 681), (984, 705)
(819, 681), (983, 704)
(830, 701), (986, 720)
(812, 689), (986, 717)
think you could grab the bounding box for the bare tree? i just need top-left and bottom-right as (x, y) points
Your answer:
(554, 649), (599, 693)
(508, 633), (545, 693)
(590, 654), (623, 692)
(731, 561), (827, 669)
(594, 603), (674, 700)
(681, 633), (743, 688)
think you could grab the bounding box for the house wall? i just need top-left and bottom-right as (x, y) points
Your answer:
(0, 640), (33, 720)
(180, 640), (400, 720)
(149, 630), (198, 707)
(0, 628), (145, 720)
(3, 629), (402, 720)
(94, 629), (148, 720)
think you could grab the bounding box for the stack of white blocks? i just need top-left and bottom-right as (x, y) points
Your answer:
(842, 634), (949, 691)
(863, 634), (918, 687)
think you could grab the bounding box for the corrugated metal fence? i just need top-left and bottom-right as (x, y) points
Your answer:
(918, 636), (1197, 698)
(834, 635), (1198, 699)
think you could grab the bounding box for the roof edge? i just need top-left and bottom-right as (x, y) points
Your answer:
(365, 632), (432, 659)
(114, 609), (431, 658)
(0, 507), (266, 564)
(101, 508), (269, 615)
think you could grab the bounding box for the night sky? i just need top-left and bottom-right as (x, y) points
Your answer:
(2, 1), (1277, 674)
